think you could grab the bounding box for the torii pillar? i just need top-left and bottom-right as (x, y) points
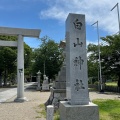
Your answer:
(0, 27), (40, 102)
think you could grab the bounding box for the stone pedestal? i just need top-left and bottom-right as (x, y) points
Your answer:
(59, 101), (99, 120)
(42, 75), (49, 91)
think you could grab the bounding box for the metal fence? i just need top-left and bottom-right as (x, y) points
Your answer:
(105, 86), (120, 92)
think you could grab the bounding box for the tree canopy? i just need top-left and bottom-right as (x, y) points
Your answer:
(101, 35), (120, 80)
(32, 36), (63, 79)
(87, 34), (120, 83)
(0, 35), (32, 86)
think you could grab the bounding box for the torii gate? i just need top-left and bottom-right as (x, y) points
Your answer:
(0, 26), (40, 102)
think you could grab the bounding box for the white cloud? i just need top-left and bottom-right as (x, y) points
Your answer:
(40, 0), (120, 34)
(87, 39), (98, 46)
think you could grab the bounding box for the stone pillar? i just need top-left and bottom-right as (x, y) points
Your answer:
(59, 13), (99, 120)
(47, 105), (54, 120)
(14, 35), (27, 102)
(36, 70), (41, 90)
(66, 13), (89, 105)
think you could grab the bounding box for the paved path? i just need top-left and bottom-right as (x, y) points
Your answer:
(0, 88), (13, 92)
(0, 82), (36, 103)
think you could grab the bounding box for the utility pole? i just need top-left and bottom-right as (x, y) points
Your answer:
(91, 21), (103, 92)
(111, 3), (120, 34)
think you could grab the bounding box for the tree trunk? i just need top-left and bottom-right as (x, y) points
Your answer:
(0, 71), (2, 87)
(118, 74), (120, 87)
(4, 69), (7, 86)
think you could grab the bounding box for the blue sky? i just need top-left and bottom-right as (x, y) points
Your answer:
(0, 0), (120, 48)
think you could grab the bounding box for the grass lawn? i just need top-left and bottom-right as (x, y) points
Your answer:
(105, 82), (117, 86)
(37, 104), (60, 120)
(93, 99), (120, 120)
(38, 99), (120, 120)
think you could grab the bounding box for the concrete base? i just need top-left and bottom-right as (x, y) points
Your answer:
(14, 97), (28, 102)
(59, 101), (99, 120)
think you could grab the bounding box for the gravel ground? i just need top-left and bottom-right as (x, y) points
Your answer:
(0, 88), (50, 120)
(0, 89), (120, 120)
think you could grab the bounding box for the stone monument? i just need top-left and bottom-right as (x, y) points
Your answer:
(45, 41), (66, 110)
(36, 70), (41, 90)
(59, 13), (99, 120)
(42, 75), (49, 91)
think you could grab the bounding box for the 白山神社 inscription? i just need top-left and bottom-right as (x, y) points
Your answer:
(73, 19), (82, 30)
(73, 38), (83, 47)
(66, 13), (89, 105)
(73, 56), (84, 70)
(74, 79), (85, 91)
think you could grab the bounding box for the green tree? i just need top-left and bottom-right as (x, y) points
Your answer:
(101, 34), (120, 82)
(0, 35), (17, 86)
(24, 43), (32, 77)
(32, 36), (63, 80)
(87, 43), (99, 83)
(0, 35), (32, 85)
(87, 34), (120, 84)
